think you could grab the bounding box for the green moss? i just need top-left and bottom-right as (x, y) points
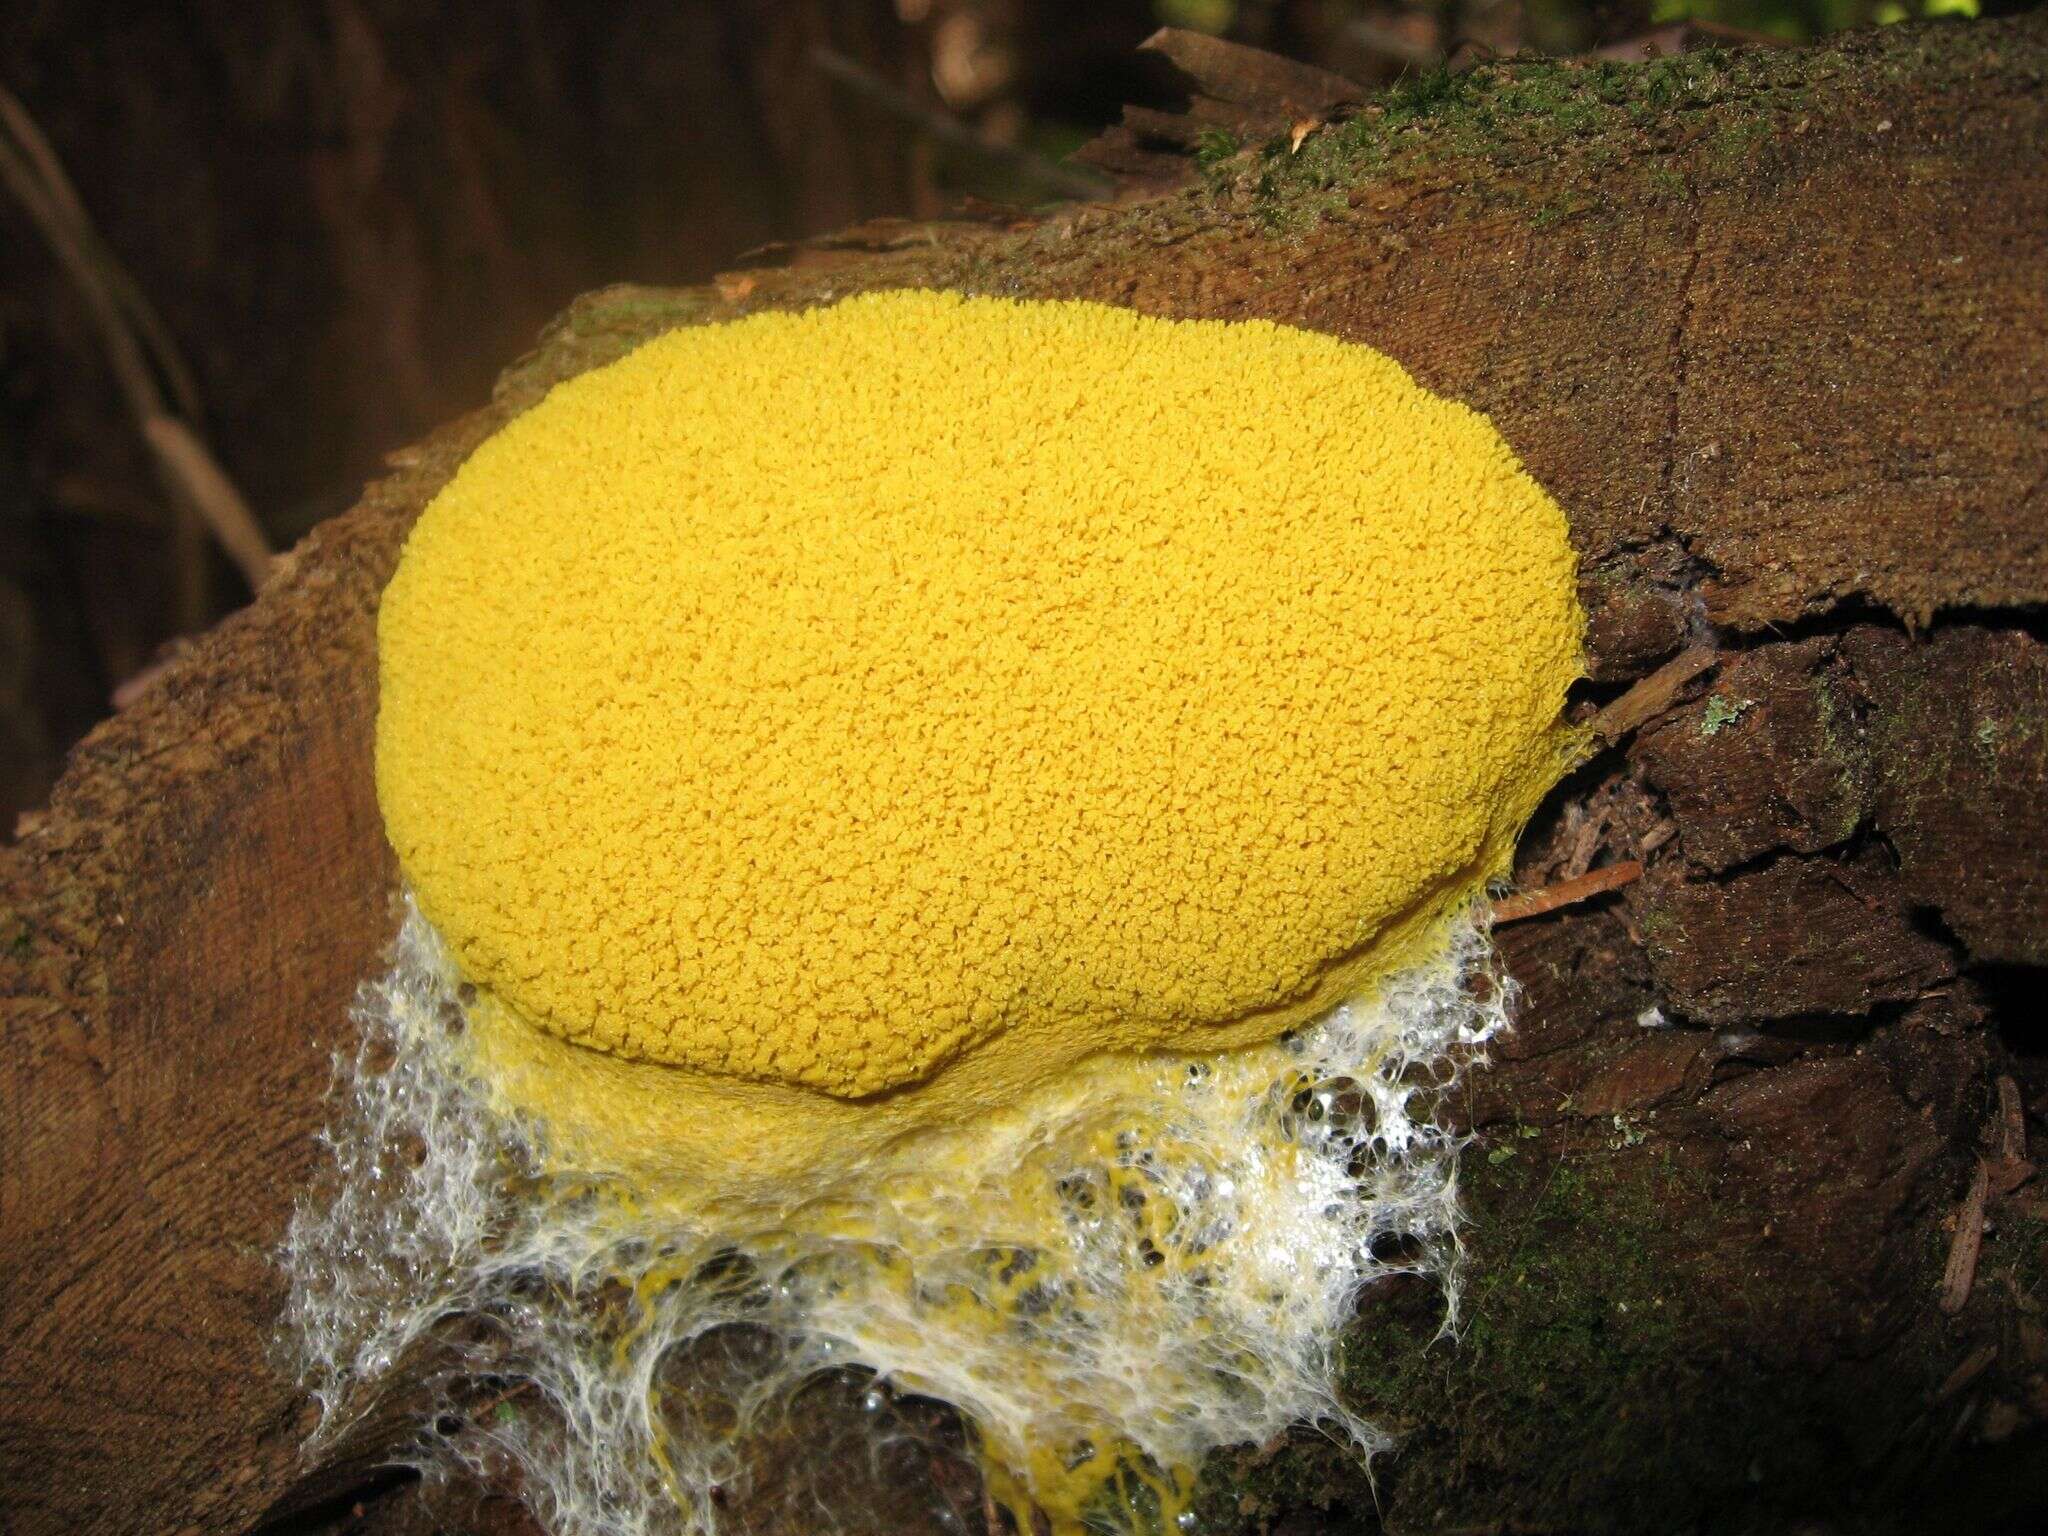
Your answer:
(1810, 671), (1875, 844)
(1187, 1129), (1953, 1534)
(1710, 114), (1777, 173)
(1382, 64), (1477, 122)
(1188, 1436), (1373, 1536)
(1867, 655), (1959, 824)
(1530, 195), (1583, 230)
(1644, 163), (1690, 201)
(1972, 706), (2042, 763)
(1186, 1144), (1683, 1530)
(1371, 1150), (1689, 1399)
(1194, 128), (1241, 171)
(1319, 1146), (1717, 1526)
(1635, 901), (1680, 947)
(1193, 21), (1882, 237)
(1701, 693), (1756, 735)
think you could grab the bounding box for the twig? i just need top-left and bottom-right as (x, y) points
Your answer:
(1489, 860), (1643, 926)
(810, 47), (1112, 203)
(1999, 1075), (2027, 1160)
(1989, 1074), (2035, 1198)
(141, 416), (275, 592)
(0, 83), (272, 600)
(1586, 644), (1719, 748)
(0, 123), (163, 421)
(1939, 1160), (1991, 1316)
(0, 85), (202, 421)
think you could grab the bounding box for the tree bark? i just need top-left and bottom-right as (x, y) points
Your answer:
(4, 17), (2046, 1536)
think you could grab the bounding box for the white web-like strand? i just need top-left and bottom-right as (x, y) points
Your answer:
(281, 901), (1509, 1536)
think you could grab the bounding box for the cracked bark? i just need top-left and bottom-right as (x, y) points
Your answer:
(3, 17), (2046, 1536)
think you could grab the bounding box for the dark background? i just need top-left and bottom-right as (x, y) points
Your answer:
(0, 0), (2015, 832)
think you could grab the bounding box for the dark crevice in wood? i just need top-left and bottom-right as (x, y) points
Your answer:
(251, 1467), (420, 1536)
(1973, 963), (2048, 1061)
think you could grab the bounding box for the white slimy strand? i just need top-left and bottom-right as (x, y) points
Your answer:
(282, 900), (1507, 1536)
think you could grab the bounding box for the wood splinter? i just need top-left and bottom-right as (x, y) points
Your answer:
(1587, 644), (1720, 749)
(1489, 859), (1644, 926)
(1939, 1160), (1992, 1316)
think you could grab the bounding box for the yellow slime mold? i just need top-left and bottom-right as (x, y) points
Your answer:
(325, 291), (1583, 1535)
(373, 289), (1583, 1208)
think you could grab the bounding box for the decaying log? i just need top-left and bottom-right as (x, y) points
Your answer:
(4, 17), (2047, 1536)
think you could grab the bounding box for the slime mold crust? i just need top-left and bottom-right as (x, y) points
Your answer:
(296, 290), (1585, 1536)
(373, 289), (1583, 1199)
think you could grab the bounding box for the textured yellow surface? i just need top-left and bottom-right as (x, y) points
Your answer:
(376, 290), (1582, 1187)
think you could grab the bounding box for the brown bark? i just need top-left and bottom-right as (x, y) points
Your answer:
(4, 17), (2047, 1536)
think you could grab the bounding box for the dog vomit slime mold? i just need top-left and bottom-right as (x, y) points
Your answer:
(286, 291), (1583, 1536)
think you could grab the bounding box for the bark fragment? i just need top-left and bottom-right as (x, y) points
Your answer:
(1633, 848), (1956, 1025)
(1634, 637), (1874, 872)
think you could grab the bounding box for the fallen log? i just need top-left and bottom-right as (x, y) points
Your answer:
(4, 16), (2045, 1535)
